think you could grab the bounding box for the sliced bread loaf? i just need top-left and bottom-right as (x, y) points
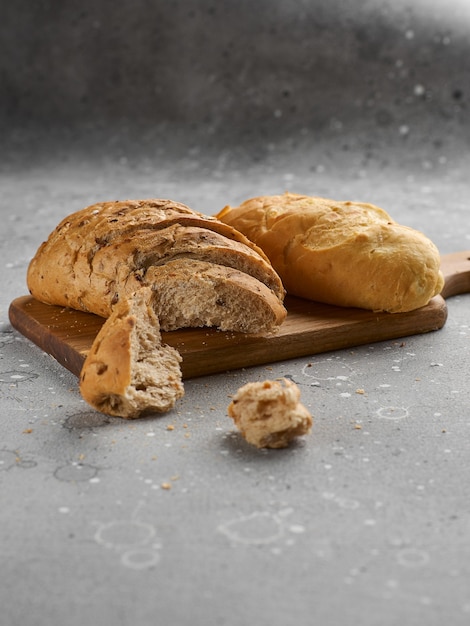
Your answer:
(27, 199), (286, 330)
(27, 199), (287, 417)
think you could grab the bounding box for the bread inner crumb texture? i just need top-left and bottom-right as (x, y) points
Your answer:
(147, 259), (284, 333)
(79, 292), (184, 418)
(128, 306), (183, 410)
(228, 379), (313, 449)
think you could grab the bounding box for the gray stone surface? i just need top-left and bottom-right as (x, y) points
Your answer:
(1, 1), (469, 625)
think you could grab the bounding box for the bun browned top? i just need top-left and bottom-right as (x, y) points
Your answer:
(217, 193), (444, 313)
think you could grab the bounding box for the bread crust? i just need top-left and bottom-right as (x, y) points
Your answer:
(79, 288), (184, 418)
(217, 193), (444, 313)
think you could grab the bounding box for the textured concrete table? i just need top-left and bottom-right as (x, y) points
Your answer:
(1, 1), (470, 625)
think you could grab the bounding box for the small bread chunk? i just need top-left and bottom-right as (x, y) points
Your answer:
(227, 378), (312, 448)
(79, 289), (184, 418)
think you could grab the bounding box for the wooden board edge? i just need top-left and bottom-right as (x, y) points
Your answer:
(8, 295), (448, 380)
(8, 297), (88, 377)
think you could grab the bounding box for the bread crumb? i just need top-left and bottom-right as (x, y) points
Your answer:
(22, 428), (33, 434)
(227, 378), (312, 449)
(166, 424), (175, 431)
(161, 482), (172, 490)
(356, 388), (365, 395)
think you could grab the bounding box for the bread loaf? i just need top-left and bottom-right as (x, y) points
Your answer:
(79, 288), (184, 418)
(27, 199), (286, 332)
(27, 198), (287, 417)
(216, 193), (444, 313)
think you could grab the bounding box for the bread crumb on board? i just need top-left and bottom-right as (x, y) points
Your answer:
(227, 378), (312, 449)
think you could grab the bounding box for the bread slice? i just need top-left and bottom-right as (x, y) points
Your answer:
(127, 224), (285, 299)
(146, 258), (286, 333)
(76, 224), (285, 317)
(217, 193), (444, 313)
(79, 288), (184, 418)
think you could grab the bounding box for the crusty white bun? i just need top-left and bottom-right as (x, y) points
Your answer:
(217, 192), (444, 313)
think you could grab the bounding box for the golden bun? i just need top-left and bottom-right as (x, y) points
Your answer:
(216, 193), (444, 313)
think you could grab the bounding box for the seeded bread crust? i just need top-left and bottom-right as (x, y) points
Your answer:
(216, 192), (444, 313)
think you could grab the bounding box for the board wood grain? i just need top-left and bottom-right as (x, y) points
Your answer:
(8, 251), (470, 380)
(8, 294), (447, 379)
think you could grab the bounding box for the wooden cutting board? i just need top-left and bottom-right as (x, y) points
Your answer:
(8, 251), (470, 379)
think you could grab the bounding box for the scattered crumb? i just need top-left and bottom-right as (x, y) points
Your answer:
(354, 423), (363, 430)
(166, 424), (175, 431)
(161, 482), (172, 490)
(227, 378), (312, 449)
(22, 428), (33, 434)
(356, 389), (365, 395)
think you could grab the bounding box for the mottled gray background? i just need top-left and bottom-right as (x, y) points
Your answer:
(2, 0), (469, 172)
(1, 1), (470, 625)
